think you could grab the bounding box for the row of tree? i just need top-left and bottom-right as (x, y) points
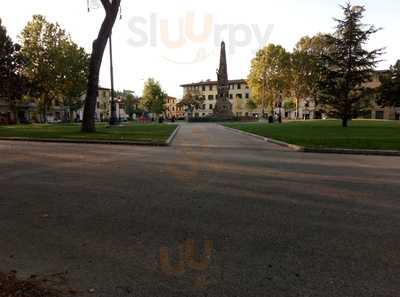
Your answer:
(1, 13), (169, 124)
(0, 16), (89, 123)
(118, 79), (169, 120)
(247, 3), (399, 127)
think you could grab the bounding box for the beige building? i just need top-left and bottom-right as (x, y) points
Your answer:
(181, 79), (259, 118)
(165, 96), (186, 119)
(362, 72), (400, 120)
(164, 96), (177, 119)
(0, 96), (65, 124)
(77, 87), (112, 122)
(181, 73), (399, 121)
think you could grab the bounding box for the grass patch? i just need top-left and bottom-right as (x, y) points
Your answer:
(225, 120), (400, 150)
(0, 123), (178, 144)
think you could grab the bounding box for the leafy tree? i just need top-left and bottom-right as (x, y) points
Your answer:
(378, 60), (400, 107)
(61, 43), (90, 121)
(291, 34), (331, 118)
(318, 4), (383, 127)
(247, 44), (291, 116)
(140, 78), (167, 117)
(0, 18), (26, 123)
(177, 90), (205, 118)
(20, 15), (88, 122)
(124, 92), (140, 119)
(82, 0), (122, 132)
(283, 99), (296, 112)
(232, 95), (244, 117)
(245, 99), (258, 114)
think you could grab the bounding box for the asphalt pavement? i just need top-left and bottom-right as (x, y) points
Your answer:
(1, 123), (400, 297)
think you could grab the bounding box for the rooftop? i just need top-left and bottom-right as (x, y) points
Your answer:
(180, 79), (247, 88)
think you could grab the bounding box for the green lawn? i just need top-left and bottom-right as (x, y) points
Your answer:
(225, 120), (400, 150)
(0, 123), (178, 144)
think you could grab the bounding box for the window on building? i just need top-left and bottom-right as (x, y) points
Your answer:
(209, 85), (213, 91)
(229, 94), (233, 99)
(237, 84), (242, 89)
(245, 93), (249, 99)
(209, 104), (213, 110)
(237, 94), (243, 99)
(202, 104), (206, 110)
(202, 85), (206, 91)
(208, 95), (214, 100)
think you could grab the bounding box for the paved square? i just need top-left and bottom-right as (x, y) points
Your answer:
(1, 123), (400, 296)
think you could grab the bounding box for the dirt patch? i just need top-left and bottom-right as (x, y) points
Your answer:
(0, 272), (79, 297)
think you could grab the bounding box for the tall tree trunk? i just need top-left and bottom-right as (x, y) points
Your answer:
(81, 0), (121, 133)
(43, 99), (47, 123)
(69, 110), (74, 123)
(12, 103), (19, 124)
(342, 116), (348, 128)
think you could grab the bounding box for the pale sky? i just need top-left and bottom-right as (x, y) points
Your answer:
(1, 0), (399, 98)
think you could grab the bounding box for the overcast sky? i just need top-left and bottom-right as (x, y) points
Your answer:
(1, 0), (399, 98)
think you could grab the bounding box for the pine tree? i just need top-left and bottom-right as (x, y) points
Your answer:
(318, 3), (383, 127)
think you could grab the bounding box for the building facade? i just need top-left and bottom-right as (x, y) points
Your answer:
(164, 96), (177, 119)
(181, 74), (400, 121)
(181, 79), (260, 118)
(362, 72), (400, 120)
(76, 87), (116, 122)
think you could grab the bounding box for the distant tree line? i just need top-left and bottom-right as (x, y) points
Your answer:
(248, 3), (399, 127)
(0, 16), (89, 123)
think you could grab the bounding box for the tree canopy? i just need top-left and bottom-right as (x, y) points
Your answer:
(0, 18), (26, 122)
(20, 15), (89, 122)
(317, 4), (383, 127)
(140, 78), (167, 116)
(177, 90), (205, 116)
(378, 60), (400, 107)
(290, 34), (331, 118)
(247, 44), (291, 115)
(124, 92), (140, 119)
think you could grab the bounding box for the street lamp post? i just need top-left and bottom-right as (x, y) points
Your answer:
(108, 33), (118, 125)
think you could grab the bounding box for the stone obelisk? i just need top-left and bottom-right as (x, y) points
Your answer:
(213, 41), (233, 119)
